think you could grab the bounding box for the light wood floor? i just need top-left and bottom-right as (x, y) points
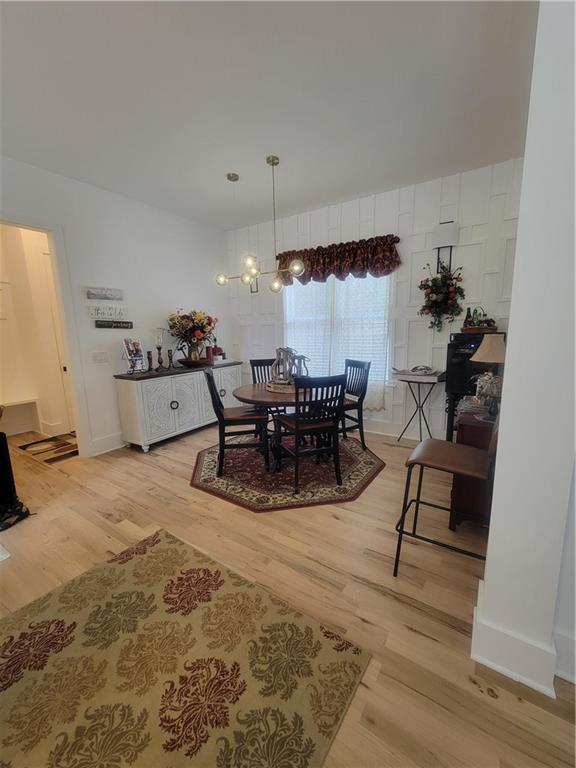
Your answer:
(2, 429), (574, 767)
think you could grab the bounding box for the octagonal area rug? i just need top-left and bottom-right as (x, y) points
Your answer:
(191, 436), (385, 512)
(0, 530), (370, 768)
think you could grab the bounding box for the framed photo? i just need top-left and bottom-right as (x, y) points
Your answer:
(122, 337), (144, 372)
(86, 286), (123, 301)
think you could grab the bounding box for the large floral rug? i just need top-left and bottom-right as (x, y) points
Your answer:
(0, 529), (369, 768)
(191, 436), (385, 512)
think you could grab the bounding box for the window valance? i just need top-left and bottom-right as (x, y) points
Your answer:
(277, 234), (401, 285)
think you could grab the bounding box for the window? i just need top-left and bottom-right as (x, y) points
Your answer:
(284, 274), (391, 409)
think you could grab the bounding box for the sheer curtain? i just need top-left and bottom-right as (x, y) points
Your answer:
(284, 274), (391, 410)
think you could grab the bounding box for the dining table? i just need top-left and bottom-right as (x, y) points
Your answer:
(233, 382), (297, 409)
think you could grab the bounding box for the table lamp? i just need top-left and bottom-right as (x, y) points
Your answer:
(470, 333), (506, 420)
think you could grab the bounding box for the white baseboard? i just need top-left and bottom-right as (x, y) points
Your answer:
(472, 582), (558, 698)
(553, 627), (575, 683)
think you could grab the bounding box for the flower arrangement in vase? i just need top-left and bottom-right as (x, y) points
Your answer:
(418, 262), (465, 332)
(167, 310), (218, 366)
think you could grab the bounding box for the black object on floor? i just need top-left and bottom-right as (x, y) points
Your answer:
(0, 431), (30, 531)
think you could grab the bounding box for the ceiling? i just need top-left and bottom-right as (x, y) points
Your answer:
(1, 2), (538, 230)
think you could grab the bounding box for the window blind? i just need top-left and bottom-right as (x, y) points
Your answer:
(284, 274), (391, 409)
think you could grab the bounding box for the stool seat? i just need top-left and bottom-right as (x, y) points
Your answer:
(407, 438), (492, 480)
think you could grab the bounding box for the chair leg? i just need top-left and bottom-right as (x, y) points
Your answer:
(358, 408), (367, 450)
(333, 430), (342, 486)
(412, 465), (424, 535)
(342, 415), (348, 440)
(393, 464), (414, 577)
(293, 433), (300, 495)
(262, 425), (269, 471)
(274, 418), (282, 471)
(217, 425), (225, 477)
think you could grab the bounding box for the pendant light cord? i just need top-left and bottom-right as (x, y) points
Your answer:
(272, 162), (277, 262)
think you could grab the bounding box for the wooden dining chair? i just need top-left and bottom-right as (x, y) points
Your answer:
(341, 359), (371, 450)
(393, 425), (499, 576)
(204, 370), (269, 477)
(273, 374), (346, 495)
(250, 358), (275, 384)
(250, 358), (286, 417)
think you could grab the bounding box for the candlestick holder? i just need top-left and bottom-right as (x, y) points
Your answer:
(146, 351), (154, 372)
(155, 346), (166, 372)
(167, 349), (175, 369)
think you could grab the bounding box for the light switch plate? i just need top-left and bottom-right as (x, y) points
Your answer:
(91, 350), (109, 364)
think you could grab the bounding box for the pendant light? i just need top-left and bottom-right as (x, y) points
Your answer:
(216, 156), (306, 293)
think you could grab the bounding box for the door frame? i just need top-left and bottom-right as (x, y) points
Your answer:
(1, 216), (88, 455)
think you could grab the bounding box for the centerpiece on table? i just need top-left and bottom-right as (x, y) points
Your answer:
(167, 309), (218, 367)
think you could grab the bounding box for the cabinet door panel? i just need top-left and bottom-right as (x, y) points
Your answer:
(215, 366), (242, 408)
(196, 372), (216, 424)
(173, 374), (204, 431)
(142, 379), (176, 440)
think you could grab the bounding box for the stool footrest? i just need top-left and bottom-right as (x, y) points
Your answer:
(395, 499), (485, 560)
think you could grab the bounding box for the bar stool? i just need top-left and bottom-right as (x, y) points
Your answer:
(393, 427), (498, 576)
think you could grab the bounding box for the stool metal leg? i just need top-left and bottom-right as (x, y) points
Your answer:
(412, 465), (424, 535)
(393, 464), (414, 577)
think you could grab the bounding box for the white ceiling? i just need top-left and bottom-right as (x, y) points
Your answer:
(1, 2), (538, 230)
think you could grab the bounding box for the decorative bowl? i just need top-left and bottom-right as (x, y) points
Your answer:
(177, 358), (208, 368)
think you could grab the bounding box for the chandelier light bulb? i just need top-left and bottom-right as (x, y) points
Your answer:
(243, 254), (257, 269)
(289, 258), (305, 276)
(216, 272), (229, 286)
(269, 276), (283, 293)
(240, 272), (253, 286)
(248, 265), (261, 278)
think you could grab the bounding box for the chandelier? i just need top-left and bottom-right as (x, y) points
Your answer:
(216, 155), (305, 294)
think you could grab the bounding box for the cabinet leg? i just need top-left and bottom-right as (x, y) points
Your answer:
(142, 445), (150, 453)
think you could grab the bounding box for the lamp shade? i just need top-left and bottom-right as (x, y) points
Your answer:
(431, 221), (459, 249)
(470, 333), (506, 364)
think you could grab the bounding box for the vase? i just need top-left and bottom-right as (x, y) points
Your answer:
(189, 342), (204, 362)
(177, 342), (205, 368)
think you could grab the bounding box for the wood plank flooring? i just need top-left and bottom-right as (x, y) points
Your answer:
(2, 429), (574, 767)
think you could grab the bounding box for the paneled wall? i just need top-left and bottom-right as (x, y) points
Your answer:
(227, 159), (522, 438)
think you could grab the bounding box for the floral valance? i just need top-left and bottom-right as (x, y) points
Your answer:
(277, 234), (401, 285)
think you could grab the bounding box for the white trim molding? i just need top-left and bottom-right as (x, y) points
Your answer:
(472, 582), (558, 698)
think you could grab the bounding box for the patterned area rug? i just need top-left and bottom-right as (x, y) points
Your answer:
(191, 436), (385, 512)
(0, 529), (370, 768)
(19, 432), (78, 464)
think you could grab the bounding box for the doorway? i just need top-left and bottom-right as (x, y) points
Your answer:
(0, 223), (76, 443)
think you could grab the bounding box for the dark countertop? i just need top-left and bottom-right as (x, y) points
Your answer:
(114, 360), (242, 381)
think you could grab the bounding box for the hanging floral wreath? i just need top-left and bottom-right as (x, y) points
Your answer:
(418, 262), (465, 332)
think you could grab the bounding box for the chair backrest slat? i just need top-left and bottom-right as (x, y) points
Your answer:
(204, 370), (224, 423)
(293, 374), (346, 425)
(250, 358), (276, 384)
(344, 359), (371, 401)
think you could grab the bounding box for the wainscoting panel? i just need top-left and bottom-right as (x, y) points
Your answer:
(227, 158), (521, 439)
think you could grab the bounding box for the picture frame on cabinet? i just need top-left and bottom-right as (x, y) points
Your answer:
(122, 337), (145, 372)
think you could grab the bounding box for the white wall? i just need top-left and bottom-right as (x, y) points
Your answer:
(472, 1), (574, 695)
(227, 158), (522, 438)
(0, 224), (71, 435)
(1, 157), (230, 456)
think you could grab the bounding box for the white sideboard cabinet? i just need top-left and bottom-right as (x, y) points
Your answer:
(114, 362), (242, 452)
